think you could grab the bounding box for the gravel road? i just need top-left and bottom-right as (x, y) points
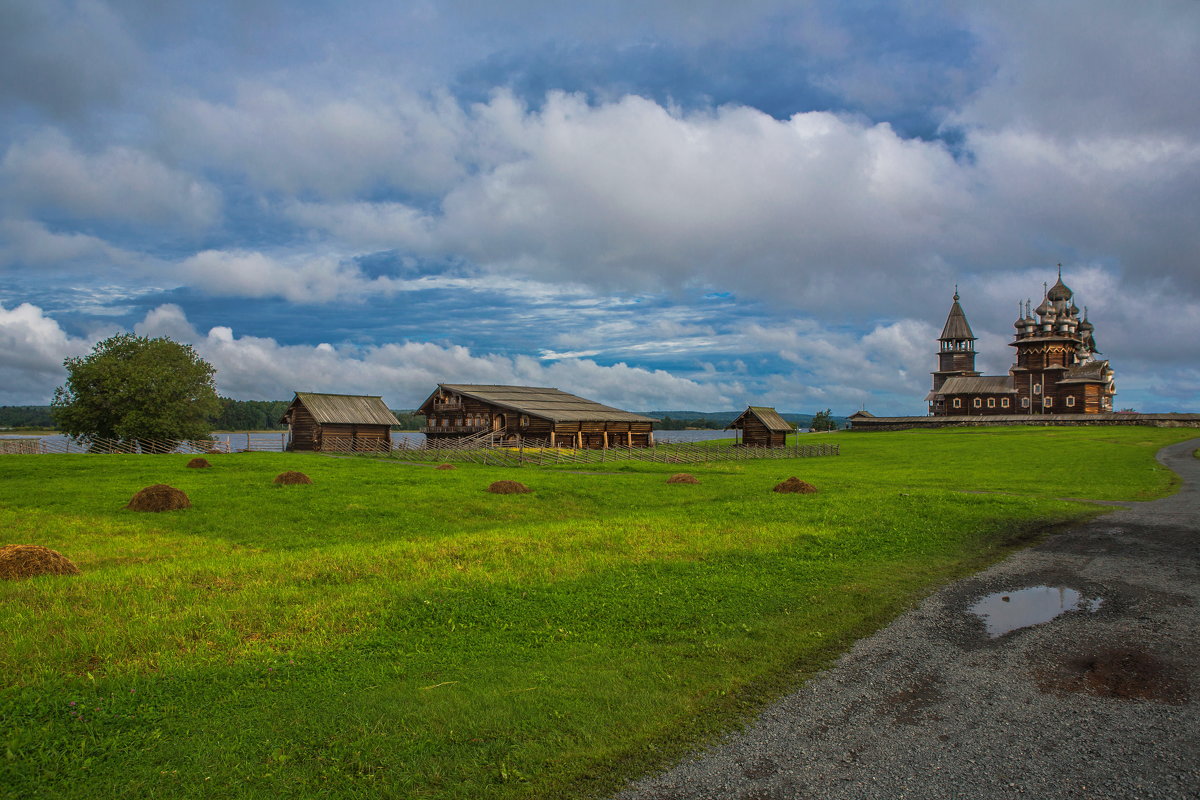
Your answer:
(614, 437), (1200, 800)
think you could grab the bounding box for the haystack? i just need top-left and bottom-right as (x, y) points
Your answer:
(773, 477), (818, 494)
(435, 463), (456, 470)
(0, 545), (80, 580)
(186, 457), (211, 469)
(126, 484), (192, 511)
(487, 480), (530, 494)
(666, 473), (700, 484)
(274, 471), (312, 485)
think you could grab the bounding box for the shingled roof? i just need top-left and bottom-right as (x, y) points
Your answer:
(282, 392), (401, 426)
(432, 384), (656, 423)
(940, 294), (976, 341)
(727, 406), (794, 432)
(924, 376), (1015, 401)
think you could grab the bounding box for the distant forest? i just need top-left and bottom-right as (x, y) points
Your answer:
(3, 403), (848, 432)
(0, 401), (428, 431)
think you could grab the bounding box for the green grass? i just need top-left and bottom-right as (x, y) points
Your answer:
(1, 426), (1193, 799)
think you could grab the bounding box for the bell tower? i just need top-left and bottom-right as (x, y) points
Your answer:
(932, 289), (980, 392)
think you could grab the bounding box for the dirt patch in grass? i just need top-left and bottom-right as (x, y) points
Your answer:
(274, 471), (312, 485)
(667, 473), (700, 484)
(126, 484), (191, 512)
(0, 544), (81, 580)
(773, 477), (818, 494)
(1036, 645), (1190, 705)
(435, 463), (456, 470)
(187, 457), (212, 469)
(488, 480), (530, 494)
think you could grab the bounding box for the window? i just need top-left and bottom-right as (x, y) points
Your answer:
(952, 398), (962, 408)
(1021, 397), (1030, 408)
(1043, 396), (1053, 407)
(1066, 396), (1076, 408)
(1001, 398), (1010, 408)
(520, 415), (530, 427)
(987, 398), (995, 408)
(973, 398), (982, 408)
(1033, 383), (1042, 394)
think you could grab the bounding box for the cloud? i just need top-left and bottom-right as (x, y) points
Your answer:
(161, 84), (471, 198)
(0, 301), (90, 404)
(133, 304), (731, 409)
(0, 0), (141, 120)
(1, 130), (221, 231)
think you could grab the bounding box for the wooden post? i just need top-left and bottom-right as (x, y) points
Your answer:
(550, 431), (556, 448)
(603, 431), (609, 449)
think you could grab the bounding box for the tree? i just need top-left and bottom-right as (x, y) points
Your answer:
(810, 409), (839, 431)
(52, 334), (220, 450)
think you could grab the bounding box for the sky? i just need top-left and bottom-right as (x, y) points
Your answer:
(1, 0), (1198, 415)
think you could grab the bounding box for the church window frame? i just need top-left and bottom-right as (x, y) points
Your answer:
(987, 398), (995, 408)
(1033, 383), (1042, 394)
(1066, 396), (1076, 408)
(1044, 396), (1053, 408)
(952, 398), (962, 409)
(973, 398), (982, 409)
(1001, 398), (1010, 408)
(1021, 397), (1030, 408)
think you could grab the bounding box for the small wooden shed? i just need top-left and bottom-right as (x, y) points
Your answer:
(279, 392), (401, 452)
(726, 406), (794, 447)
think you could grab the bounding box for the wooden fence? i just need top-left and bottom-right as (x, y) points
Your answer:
(0, 436), (232, 455)
(2, 433), (838, 465)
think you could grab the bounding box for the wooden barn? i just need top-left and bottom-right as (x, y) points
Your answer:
(726, 406), (794, 447)
(418, 384), (657, 448)
(279, 392), (400, 452)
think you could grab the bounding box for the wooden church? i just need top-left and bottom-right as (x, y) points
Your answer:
(926, 270), (1115, 416)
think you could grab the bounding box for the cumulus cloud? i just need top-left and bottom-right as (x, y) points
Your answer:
(133, 304), (732, 409)
(161, 84), (471, 198)
(1, 131), (221, 231)
(0, 301), (90, 404)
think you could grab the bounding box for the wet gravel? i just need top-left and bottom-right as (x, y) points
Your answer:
(614, 438), (1200, 800)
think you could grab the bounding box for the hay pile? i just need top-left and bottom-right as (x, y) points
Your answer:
(274, 471), (312, 485)
(773, 477), (818, 494)
(186, 457), (211, 469)
(0, 545), (80, 580)
(435, 463), (456, 470)
(126, 484), (192, 511)
(667, 473), (700, 484)
(488, 480), (530, 494)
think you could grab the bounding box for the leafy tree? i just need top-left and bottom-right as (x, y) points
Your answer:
(52, 334), (220, 450)
(810, 409), (839, 431)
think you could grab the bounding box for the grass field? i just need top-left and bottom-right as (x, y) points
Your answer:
(1, 426), (1194, 799)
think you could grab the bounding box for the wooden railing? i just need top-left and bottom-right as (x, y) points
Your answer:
(0, 436), (232, 455)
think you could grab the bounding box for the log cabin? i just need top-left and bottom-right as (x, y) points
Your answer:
(279, 392), (400, 452)
(726, 406), (794, 447)
(418, 384), (657, 448)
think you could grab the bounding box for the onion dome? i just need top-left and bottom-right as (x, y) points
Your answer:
(1047, 268), (1072, 302)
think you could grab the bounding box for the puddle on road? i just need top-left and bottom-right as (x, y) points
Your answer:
(969, 586), (1103, 637)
